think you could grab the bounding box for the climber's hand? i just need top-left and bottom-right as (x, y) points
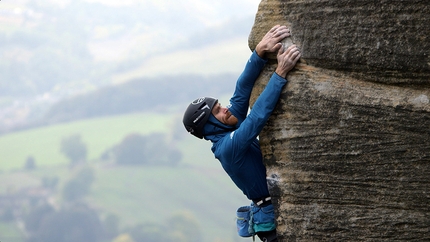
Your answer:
(256, 25), (291, 58)
(275, 44), (301, 78)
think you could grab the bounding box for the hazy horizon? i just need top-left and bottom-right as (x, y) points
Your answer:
(1, 0), (262, 132)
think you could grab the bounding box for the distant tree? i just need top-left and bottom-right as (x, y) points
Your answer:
(111, 133), (182, 166)
(62, 167), (95, 201)
(113, 133), (147, 165)
(24, 156), (37, 170)
(41, 176), (59, 190)
(167, 211), (203, 242)
(99, 149), (112, 162)
(144, 133), (182, 167)
(27, 204), (104, 242)
(24, 203), (55, 234)
(60, 134), (87, 166)
(103, 213), (120, 239)
(1, 206), (15, 222)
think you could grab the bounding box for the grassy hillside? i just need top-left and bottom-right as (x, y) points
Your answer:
(0, 223), (25, 242)
(0, 112), (173, 171)
(88, 165), (247, 241)
(0, 112), (250, 242)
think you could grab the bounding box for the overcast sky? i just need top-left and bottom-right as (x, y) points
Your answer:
(86, 0), (263, 78)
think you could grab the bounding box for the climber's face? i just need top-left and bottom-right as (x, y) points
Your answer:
(211, 102), (238, 126)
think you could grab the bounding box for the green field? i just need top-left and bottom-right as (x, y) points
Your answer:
(0, 112), (175, 171)
(0, 222), (25, 242)
(88, 165), (247, 241)
(0, 112), (249, 242)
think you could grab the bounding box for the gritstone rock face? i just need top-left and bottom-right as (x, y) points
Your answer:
(248, 0), (430, 240)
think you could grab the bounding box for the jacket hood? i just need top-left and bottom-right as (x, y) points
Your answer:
(203, 114), (236, 142)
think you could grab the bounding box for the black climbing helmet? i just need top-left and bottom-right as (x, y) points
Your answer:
(183, 97), (218, 139)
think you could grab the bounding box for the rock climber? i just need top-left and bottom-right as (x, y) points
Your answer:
(182, 25), (301, 242)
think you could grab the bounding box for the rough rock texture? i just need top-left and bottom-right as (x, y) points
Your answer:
(248, 0), (430, 241)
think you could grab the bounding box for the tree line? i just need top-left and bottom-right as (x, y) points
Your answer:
(43, 73), (236, 124)
(58, 132), (182, 167)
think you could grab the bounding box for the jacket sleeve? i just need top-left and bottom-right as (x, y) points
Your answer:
(228, 51), (267, 121)
(229, 72), (288, 160)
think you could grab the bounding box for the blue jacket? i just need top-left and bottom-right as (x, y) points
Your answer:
(203, 51), (287, 200)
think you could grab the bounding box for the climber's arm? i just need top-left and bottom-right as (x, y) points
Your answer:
(230, 44), (301, 158)
(228, 52), (266, 121)
(228, 25), (292, 121)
